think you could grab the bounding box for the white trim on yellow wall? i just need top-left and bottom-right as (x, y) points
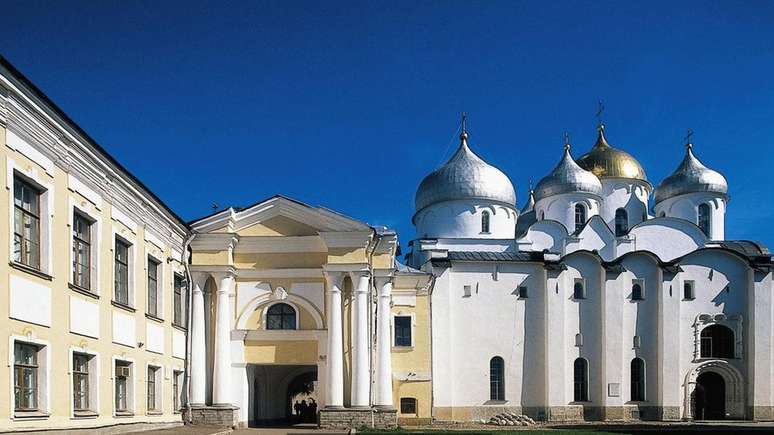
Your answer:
(111, 355), (136, 417)
(67, 346), (101, 419)
(70, 200), (102, 296)
(8, 335), (51, 420)
(7, 157), (55, 276)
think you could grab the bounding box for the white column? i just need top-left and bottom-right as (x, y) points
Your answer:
(350, 270), (371, 408)
(325, 272), (344, 408)
(189, 274), (207, 406)
(213, 273), (234, 406)
(374, 277), (394, 408)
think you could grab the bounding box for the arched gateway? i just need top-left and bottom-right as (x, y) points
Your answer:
(684, 360), (744, 420)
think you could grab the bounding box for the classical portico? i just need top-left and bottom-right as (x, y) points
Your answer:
(185, 195), (406, 428)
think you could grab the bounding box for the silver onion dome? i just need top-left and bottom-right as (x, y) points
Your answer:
(415, 130), (516, 214)
(534, 144), (602, 202)
(654, 143), (728, 204)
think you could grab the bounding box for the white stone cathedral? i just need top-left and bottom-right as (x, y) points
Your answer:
(407, 121), (773, 422)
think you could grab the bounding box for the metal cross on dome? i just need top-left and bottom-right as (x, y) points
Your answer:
(596, 100), (604, 125)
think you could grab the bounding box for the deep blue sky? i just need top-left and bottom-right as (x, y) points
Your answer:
(4, 1), (774, 248)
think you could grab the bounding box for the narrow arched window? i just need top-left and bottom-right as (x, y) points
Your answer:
(489, 357), (504, 401)
(540, 211), (545, 220)
(631, 282), (643, 301)
(574, 204), (586, 231)
(698, 203), (711, 237)
(573, 358), (588, 402)
(266, 303), (296, 330)
(700, 324), (734, 358)
(630, 358), (645, 401)
(481, 211), (490, 233)
(615, 208), (628, 237)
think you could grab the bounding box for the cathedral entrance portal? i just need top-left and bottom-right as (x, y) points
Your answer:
(694, 372), (725, 420)
(247, 364), (318, 427)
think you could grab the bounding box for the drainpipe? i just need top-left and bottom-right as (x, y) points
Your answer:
(181, 231), (196, 423)
(366, 227), (382, 427)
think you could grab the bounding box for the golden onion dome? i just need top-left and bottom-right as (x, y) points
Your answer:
(576, 125), (648, 182)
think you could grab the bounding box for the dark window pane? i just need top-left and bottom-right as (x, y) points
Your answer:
(489, 357), (505, 400)
(394, 316), (412, 347)
(266, 303), (296, 330)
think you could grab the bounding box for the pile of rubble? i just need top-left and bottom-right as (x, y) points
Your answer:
(485, 412), (536, 426)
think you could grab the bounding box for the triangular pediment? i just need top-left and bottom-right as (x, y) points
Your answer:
(191, 195), (370, 236)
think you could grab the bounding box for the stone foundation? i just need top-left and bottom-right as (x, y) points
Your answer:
(319, 407), (397, 429)
(184, 405), (240, 428)
(433, 405), (687, 423)
(6, 422), (182, 435)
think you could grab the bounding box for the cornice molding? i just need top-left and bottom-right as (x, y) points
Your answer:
(0, 78), (187, 248)
(190, 233), (240, 251)
(319, 231), (373, 249)
(234, 235), (326, 254)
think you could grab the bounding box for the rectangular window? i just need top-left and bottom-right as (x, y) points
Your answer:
(400, 397), (417, 414)
(394, 316), (412, 347)
(518, 286), (528, 298)
(573, 278), (586, 299)
(114, 238), (130, 305)
(173, 274), (185, 327)
(684, 280), (695, 300)
(147, 366), (158, 411)
(13, 177), (41, 269)
(147, 257), (159, 317)
(73, 353), (91, 411)
(115, 361), (131, 413)
(72, 213), (92, 289)
(14, 343), (39, 411)
(173, 370), (183, 411)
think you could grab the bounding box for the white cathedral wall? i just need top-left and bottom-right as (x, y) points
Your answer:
(414, 199), (517, 239)
(675, 251), (750, 417)
(653, 193), (726, 240)
(430, 262), (546, 408)
(598, 179), (650, 231)
(534, 193), (600, 234)
(629, 218), (706, 262)
(561, 255), (604, 405)
(617, 256), (660, 406)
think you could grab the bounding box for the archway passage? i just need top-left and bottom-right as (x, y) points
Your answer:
(695, 371), (725, 420)
(247, 364), (318, 427)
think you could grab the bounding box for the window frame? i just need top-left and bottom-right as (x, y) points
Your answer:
(172, 370), (183, 412)
(630, 357), (646, 402)
(146, 365), (161, 413)
(393, 314), (413, 348)
(146, 256), (161, 318)
(574, 203), (587, 231)
(69, 347), (99, 417)
(265, 302), (298, 330)
(399, 397), (417, 415)
(113, 236), (132, 307)
(615, 208), (628, 237)
(683, 280), (695, 300)
(113, 359), (134, 415)
(698, 203), (711, 237)
(72, 353), (90, 412)
(71, 211), (94, 291)
(7, 164), (54, 277)
(699, 324), (735, 359)
(631, 279), (644, 301)
(10, 336), (50, 418)
(489, 356), (505, 401)
(573, 278), (586, 300)
(573, 357), (589, 402)
(173, 274), (187, 328)
(481, 210), (490, 234)
(14, 342), (40, 412)
(13, 177), (42, 270)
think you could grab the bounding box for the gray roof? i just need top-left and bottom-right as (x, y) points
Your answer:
(446, 251), (547, 262)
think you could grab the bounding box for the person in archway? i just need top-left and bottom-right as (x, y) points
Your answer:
(309, 398), (317, 421)
(293, 400), (301, 419)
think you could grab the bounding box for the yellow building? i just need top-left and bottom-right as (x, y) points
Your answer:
(186, 196), (432, 428)
(0, 57), (189, 432)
